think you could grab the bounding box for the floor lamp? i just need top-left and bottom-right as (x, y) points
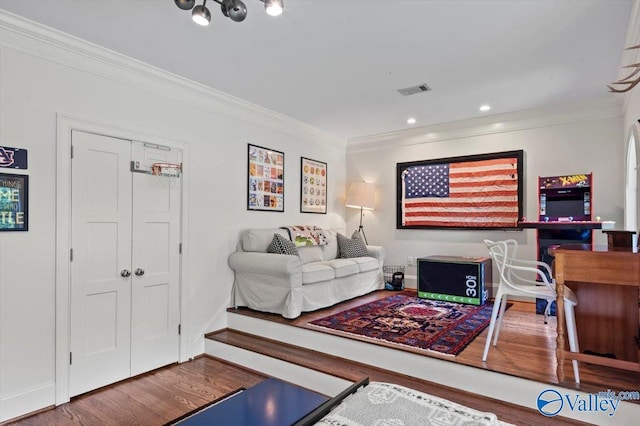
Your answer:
(346, 182), (375, 244)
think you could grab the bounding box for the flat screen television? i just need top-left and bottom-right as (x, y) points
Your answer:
(546, 198), (584, 218)
(541, 188), (589, 221)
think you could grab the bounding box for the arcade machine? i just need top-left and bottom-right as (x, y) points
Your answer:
(537, 173), (595, 263)
(519, 173), (602, 313)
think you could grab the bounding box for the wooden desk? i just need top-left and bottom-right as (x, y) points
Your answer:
(552, 245), (640, 382)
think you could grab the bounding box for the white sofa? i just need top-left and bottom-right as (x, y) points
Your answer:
(228, 228), (385, 319)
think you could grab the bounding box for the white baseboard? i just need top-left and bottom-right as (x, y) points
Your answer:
(0, 382), (55, 423)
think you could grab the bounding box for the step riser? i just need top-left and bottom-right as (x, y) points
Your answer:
(218, 312), (640, 425)
(205, 339), (350, 397)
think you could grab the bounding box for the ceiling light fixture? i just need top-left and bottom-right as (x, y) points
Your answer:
(407, 118), (416, 124)
(479, 105), (491, 112)
(192, 0), (212, 25)
(264, 0), (284, 16)
(175, 0), (283, 25)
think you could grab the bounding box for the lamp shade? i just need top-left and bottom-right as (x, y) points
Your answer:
(346, 182), (375, 210)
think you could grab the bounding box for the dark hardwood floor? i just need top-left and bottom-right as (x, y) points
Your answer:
(5, 345), (580, 426)
(226, 289), (640, 396)
(3, 357), (267, 426)
(5, 290), (636, 425)
(208, 329), (585, 426)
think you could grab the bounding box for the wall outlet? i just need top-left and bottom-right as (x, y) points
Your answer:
(407, 256), (414, 266)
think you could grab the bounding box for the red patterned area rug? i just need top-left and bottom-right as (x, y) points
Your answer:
(306, 292), (503, 357)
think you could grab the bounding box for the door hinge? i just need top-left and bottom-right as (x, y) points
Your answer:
(178, 324), (181, 335)
(69, 352), (72, 365)
(70, 248), (73, 262)
(179, 243), (182, 254)
(71, 145), (74, 159)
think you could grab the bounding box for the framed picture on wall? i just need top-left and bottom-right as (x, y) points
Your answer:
(247, 144), (284, 212)
(0, 172), (28, 231)
(396, 150), (524, 230)
(300, 157), (327, 214)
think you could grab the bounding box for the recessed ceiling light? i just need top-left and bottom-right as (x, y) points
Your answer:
(479, 105), (491, 112)
(407, 117), (417, 124)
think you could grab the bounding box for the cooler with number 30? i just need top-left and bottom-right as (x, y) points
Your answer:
(417, 256), (492, 305)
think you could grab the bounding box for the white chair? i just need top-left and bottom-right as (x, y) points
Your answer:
(482, 239), (581, 383)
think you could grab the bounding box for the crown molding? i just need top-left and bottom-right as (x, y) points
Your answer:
(0, 10), (344, 149)
(347, 95), (624, 153)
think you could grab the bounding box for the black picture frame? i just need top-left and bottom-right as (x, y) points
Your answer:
(396, 150), (524, 230)
(247, 144), (285, 212)
(0, 172), (28, 231)
(300, 157), (327, 214)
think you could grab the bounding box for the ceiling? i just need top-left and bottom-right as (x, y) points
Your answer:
(0, 0), (634, 140)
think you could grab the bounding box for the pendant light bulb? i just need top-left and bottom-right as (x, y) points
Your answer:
(192, 1), (211, 26)
(264, 0), (284, 17)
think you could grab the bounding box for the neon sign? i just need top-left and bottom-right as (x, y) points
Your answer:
(0, 173), (28, 231)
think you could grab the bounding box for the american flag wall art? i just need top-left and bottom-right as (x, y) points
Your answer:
(397, 150), (523, 229)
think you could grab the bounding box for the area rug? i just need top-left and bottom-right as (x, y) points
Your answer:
(316, 382), (514, 426)
(306, 292), (503, 356)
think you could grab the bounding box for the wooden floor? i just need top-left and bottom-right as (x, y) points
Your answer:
(6, 290), (637, 425)
(208, 329), (585, 426)
(3, 351), (579, 426)
(3, 357), (267, 426)
(227, 289), (640, 395)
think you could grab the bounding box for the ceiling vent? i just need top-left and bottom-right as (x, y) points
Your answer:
(397, 83), (431, 96)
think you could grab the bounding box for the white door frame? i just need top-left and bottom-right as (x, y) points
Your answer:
(625, 123), (640, 234)
(55, 114), (191, 405)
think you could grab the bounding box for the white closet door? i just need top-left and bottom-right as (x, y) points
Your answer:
(70, 131), (132, 397)
(130, 142), (181, 375)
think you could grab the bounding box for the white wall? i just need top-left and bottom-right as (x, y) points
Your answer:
(622, 0), (640, 234)
(622, 0), (640, 137)
(346, 98), (625, 284)
(0, 13), (346, 421)
(1, 4), (637, 422)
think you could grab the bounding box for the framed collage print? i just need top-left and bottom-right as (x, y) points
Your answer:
(247, 144), (284, 212)
(300, 157), (327, 214)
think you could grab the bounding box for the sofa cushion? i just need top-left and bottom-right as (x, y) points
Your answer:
(298, 246), (323, 264)
(320, 259), (360, 278)
(242, 228), (289, 252)
(301, 263), (335, 285)
(267, 233), (299, 256)
(337, 233), (370, 258)
(348, 256), (379, 273)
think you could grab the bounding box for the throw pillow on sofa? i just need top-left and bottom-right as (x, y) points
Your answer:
(267, 233), (299, 256)
(337, 233), (369, 258)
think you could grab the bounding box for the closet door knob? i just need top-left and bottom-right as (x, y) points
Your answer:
(121, 269), (131, 278)
(135, 268), (145, 276)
